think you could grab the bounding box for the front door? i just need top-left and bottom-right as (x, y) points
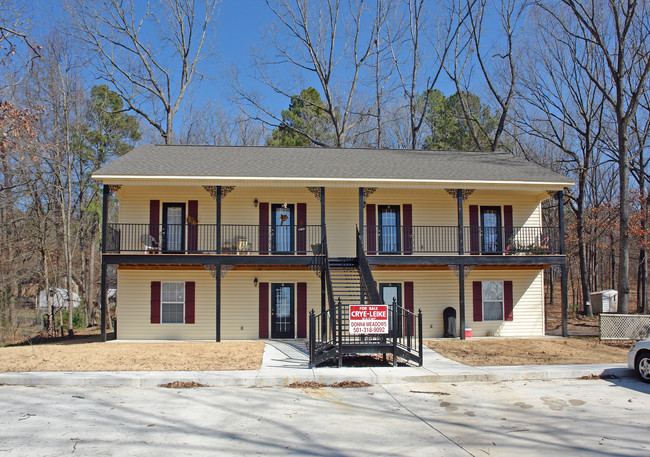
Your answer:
(481, 207), (502, 254)
(378, 206), (400, 254)
(380, 283), (401, 336)
(271, 283), (294, 338)
(271, 204), (294, 254)
(162, 203), (185, 252)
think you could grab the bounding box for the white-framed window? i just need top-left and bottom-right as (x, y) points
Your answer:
(161, 282), (185, 324)
(482, 281), (504, 321)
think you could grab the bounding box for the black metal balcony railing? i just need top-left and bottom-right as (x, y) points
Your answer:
(363, 225), (561, 255)
(105, 223), (323, 255)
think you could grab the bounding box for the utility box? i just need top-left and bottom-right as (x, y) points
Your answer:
(590, 290), (618, 314)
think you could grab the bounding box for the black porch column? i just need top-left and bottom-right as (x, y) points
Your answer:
(320, 186), (326, 244)
(558, 190), (568, 337)
(100, 263), (108, 342)
(358, 187), (364, 243)
(101, 185), (109, 253)
(458, 264), (466, 340)
(216, 265), (221, 342)
(320, 186), (327, 316)
(216, 186), (222, 254)
(100, 185), (110, 342)
(216, 186), (222, 342)
(456, 189), (464, 255)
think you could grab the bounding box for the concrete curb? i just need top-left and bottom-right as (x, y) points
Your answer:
(0, 364), (634, 388)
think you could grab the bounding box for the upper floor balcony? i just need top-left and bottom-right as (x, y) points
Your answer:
(362, 225), (561, 255)
(104, 222), (560, 256)
(105, 223), (323, 255)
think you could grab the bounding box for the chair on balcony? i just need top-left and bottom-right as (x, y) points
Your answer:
(141, 234), (159, 254)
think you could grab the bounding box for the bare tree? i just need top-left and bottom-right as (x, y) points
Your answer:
(630, 90), (650, 313)
(518, 6), (607, 316)
(0, 0), (40, 72)
(179, 100), (267, 146)
(386, 0), (467, 149)
(542, 0), (650, 313)
(67, 0), (219, 145)
(442, 0), (527, 152)
(233, 0), (379, 148)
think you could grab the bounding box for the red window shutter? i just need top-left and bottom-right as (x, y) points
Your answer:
(504, 281), (513, 321)
(188, 200), (199, 252)
(473, 281), (483, 322)
(185, 281), (195, 324)
(150, 281), (161, 324)
(366, 204), (376, 255)
(297, 203), (307, 255)
(404, 281), (414, 333)
(259, 203), (269, 255)
(149, 200), (160, 248)
(403, 204), (413, 255)
(404, 282), (414, 313)
(469, 205), (479, 254)
(259, 282), (269, 338)
(503, 205), (513, 248)
(297, 282), (307, 338)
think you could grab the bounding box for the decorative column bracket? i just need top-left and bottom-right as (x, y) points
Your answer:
(203, 264), (219, 279)
(363, 187), (377, 199)
(203, 185), (236, 200)
(448, 264), (475, 279)
(309, 263), (322, 278)
(220, 264), (234, 278)
(360, 187), (377, 208)
(307, 187), (322, 202)
(445, 188), (474, 200)
(107, 184), (122, 193)
(202, 264), (234, 279)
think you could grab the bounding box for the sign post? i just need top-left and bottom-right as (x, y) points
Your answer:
(349, 305), (388, 334)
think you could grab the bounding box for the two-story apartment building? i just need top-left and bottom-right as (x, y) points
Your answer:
(93, 146), (572, 344)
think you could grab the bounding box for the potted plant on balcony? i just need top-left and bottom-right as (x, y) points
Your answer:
(505, 239), (524, 255)
(311, 243), (322, 255)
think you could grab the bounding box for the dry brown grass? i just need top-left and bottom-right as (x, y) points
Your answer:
(0, 341), (265, 372)
(426, 337), (630, 366)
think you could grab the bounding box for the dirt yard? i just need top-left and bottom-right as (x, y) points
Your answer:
(0, 340), (265, 372)
(426, 337), (631, 366)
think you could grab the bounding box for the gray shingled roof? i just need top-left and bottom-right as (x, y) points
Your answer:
(93, 145), (573, 184)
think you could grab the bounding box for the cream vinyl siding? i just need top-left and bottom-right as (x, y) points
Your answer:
(221, 270), (321, 339)
(118, 186), (322, 226)
(364, 189), (543, 227)
(116, 270), (216, 340)
(117, 186), (217, 225)
(115, 185), (546, 255)
(117, 269), (322, 340)
(323, 188), (358, 257)
(371, 269), (544, 338)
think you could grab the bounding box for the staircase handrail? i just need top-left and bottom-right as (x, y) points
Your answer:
(322, 234), (336, 310)
(356, 227), (382, 304)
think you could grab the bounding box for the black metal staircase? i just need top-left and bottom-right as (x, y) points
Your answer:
(308, 230), (423, 368)
(328, 257), (366, 307)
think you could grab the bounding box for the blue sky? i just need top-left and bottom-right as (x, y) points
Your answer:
(23, 0), (487, 138)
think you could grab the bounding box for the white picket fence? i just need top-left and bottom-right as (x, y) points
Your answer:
(599, 314), (650, 340)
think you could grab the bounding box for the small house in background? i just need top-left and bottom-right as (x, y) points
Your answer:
(93, 145), (572, 354)
(37, 288), (81, 310)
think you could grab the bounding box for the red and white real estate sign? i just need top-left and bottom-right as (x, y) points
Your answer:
(349, 305), (388, 334)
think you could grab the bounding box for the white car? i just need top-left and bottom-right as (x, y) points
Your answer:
(628, 339), (650, 383)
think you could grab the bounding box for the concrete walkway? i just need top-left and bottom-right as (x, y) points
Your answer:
(0, 341), (634, 387)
